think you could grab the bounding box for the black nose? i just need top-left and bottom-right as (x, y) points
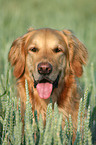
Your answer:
(38, 62), (52, 75)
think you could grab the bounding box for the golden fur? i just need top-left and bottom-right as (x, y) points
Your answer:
(8, 28), (88, 141)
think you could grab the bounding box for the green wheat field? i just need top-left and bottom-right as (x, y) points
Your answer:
(0, 0), (96, 144)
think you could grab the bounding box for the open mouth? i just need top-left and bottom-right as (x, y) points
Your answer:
(34, 73), (60, 99)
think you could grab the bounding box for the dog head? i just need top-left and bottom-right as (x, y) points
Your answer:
(8, 28), (88, 99)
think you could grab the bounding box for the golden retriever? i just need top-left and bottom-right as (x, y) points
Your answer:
(8, 28), (88, 141)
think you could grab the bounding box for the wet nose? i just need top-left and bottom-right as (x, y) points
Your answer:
(38, 62), (52, 75)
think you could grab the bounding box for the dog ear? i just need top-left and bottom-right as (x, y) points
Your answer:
(62, 30), (88, 77)
(8, 36), (26, 79)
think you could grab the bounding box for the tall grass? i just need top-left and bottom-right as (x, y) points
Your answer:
(0, 76), (94, 144)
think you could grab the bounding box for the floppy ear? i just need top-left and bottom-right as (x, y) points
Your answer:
(62, 30), (88, 77)
(8, 36), (26, 79)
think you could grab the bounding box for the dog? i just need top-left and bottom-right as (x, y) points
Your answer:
(8, 28), (88, 141)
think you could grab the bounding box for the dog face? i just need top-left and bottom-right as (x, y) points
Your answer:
(26, 29), (69, 99)
(8, 28), (88, 100)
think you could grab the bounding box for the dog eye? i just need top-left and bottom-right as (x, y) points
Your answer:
(30, 47), (38, 52)
(53, 48), (62, 53)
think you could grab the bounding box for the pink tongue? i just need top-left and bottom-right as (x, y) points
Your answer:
(36, 83), (53, 99)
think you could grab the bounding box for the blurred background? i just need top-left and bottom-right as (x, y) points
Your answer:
(0, 0), (96, 76)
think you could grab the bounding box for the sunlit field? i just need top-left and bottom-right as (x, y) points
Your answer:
(0, 0), (96, 144)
